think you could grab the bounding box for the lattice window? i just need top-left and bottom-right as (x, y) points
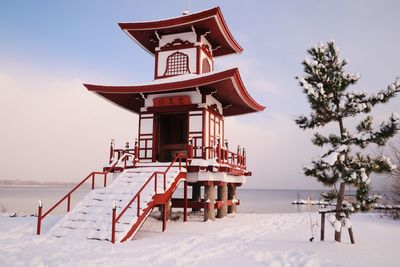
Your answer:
(164, 51), (190, 76)
(202, 58), (211, 73)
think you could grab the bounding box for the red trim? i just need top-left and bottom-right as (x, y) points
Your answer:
(196, 46), (200, 74)
(138, 113), (142, 157)
(208, 110), (211, 157)
(152, 115), (156, 162)
(159, 42), (195, 52)
(202, 109), (206, 159)
(222, 117), (224, 147)
(147, 104), (198, 113)
(119, 7), (243, 57)
(154, 51), (159, 79)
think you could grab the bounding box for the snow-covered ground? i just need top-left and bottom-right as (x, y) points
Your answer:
(0, 212), (398, 267)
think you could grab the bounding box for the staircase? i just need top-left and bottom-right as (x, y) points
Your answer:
(47, 162), (186, 242)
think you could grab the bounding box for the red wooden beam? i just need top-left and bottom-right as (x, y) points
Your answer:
(171, 198), (240, 209)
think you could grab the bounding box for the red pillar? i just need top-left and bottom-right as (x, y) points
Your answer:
(36, 202), (42, 235)
(111, 206), (116, 244)
(184, 180), (188, 222)
(162, 203), (167, 232)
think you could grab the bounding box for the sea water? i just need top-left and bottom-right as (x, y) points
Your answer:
(0, 185), (324, 215)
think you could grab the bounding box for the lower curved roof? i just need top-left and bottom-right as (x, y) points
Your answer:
(83, 68), (265, 116)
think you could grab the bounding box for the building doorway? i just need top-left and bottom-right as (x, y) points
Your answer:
(156, 113), (188, 162)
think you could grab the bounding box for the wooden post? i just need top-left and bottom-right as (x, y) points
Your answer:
(91, 173), (95, 190)
(204, 183), (215, 221)
(109, 139), (114, 164)
(192, 184), (201, 212)
(184, 180), (188, 222)
(134, 139), (139, 165)
(162, 203), (167, 231)
(111, 205), (116, 244)
(36, 201), (42, 235)
(187, 141), (193, 160)
(67, 194), (71, 212)
(242, 149), (245, 166)
(216, 140), (221, 164)
(228, 184), (237, 213)
(217, 183), (228, 218)
(348, 227), (355, 244)
(345, 211), (355, 244)
(320, 212), (325, 241)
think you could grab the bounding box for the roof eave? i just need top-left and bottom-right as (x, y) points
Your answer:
(118, 7), (242, 57)
(83, 68), (264, 115)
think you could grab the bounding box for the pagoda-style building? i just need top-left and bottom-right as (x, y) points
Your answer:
(36, 7), (264, 243)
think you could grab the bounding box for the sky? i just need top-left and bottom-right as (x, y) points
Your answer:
(0, 0), (399, 190)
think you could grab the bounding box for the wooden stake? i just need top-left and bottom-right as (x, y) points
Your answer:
(320, 212), (325, 241)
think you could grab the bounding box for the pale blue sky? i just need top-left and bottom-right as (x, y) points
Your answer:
(1, 1), (399, 189)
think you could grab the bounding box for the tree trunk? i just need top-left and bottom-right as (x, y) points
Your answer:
(334, 182), (346, 242)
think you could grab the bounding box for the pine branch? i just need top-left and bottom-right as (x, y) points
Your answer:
(341, 79), (400, 117)
(352, 113), (400, 148)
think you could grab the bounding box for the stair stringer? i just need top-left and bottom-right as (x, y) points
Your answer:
(119, 172), (187, 242)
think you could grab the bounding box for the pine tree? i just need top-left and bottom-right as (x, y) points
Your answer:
(296, 41), (400, 243)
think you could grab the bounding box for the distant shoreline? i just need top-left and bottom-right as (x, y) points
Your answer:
(0, 180), (77, 187)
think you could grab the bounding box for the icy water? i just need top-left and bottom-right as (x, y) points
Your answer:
(0, 185), (324, 215)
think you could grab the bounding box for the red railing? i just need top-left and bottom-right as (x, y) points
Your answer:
(188, 143), (247, 170)
(36, 152), (137, 235)
(109, 140), (139, 165)
(111, 153), (187, 243)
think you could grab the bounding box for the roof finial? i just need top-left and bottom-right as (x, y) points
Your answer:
(182, 0), (190, 15)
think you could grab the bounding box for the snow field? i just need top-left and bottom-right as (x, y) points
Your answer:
(1, 212), (399, 266)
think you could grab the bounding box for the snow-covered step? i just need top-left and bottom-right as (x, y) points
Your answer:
(48, 165), (183, 242)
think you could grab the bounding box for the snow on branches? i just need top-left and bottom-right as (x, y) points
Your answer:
(296, 41), (400, 130)
(296, 40), (400, 212)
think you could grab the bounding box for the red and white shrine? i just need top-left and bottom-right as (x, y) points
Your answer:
(84, 7), (264, 220)
(36, 7), (264, 243)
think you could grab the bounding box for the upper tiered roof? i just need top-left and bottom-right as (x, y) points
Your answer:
(119, 7), (243, 57)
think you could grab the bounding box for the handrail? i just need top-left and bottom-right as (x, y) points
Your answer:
(36, 152), (136, 235)
(111, 153), (187, 243)
(190, 145), (247, 170)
